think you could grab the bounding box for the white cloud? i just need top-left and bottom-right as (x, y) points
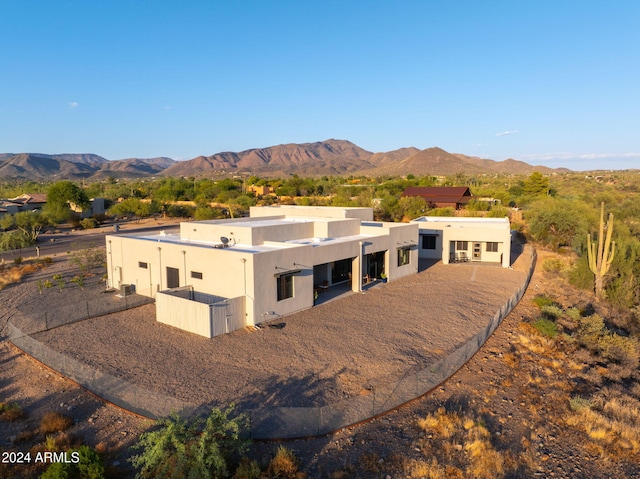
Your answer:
(495, 130), (519, 137)
(69, 102), (79, 109)
(520, 152), (640, 162)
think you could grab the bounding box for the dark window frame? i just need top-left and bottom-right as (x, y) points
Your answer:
(191, 271), (203, 280)
(421, 235), (437, 250)
(277, 273), (294, 301)
(138, 261), (148, 269)
(397, 247), (411, 267)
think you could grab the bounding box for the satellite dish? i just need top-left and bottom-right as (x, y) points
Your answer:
(220, 236), (229, 245)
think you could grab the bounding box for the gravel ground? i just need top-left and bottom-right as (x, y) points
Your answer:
(7, 251), (530, 418)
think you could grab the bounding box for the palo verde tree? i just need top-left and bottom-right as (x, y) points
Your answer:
(587, 202), (615, 301)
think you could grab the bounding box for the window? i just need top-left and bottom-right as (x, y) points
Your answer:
(486, 242), (499, 252)
(277, 274), (294, 301)
(421, 235), (437, 250)
(397, 247), (411, 267)
(138, 261), (148, 269)
(191, 271), (203, 280)
(456, 241), (468, 251)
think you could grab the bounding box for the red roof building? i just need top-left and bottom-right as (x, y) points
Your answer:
(401, 186), (472, 209)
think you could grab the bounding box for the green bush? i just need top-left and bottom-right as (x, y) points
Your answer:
(233, 458), (261, 479)
(569, 395), (593, 412)
(541, 305), (563, 320)
(575, 314), (606, 350)
(565, 307), (582, 322)
(130, 406), (250, 479)
(532, 295), (555, 309)
(79, 218), (98, 230)
(532, 318), (558, 338)
(41, 445), (105, 479)
(542, 257), (566, 274)
(598, 333), (640, 365)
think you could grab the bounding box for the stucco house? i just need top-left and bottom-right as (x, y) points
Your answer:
(106, 206), (419, 337)
(412, 216), (512, 268)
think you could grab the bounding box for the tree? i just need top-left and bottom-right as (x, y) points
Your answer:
(0, 213), (15, 231)
(0, 230), (30, 253)
(130, 406), (250, 479)
(44, 180), (90, 223)
(14, 210), (48, 242)
(587, 202), (615, 302)
(523, 172), (550, 197)
(526, 198), (593, 250)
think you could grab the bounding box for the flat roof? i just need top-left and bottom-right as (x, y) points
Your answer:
(412, 216), (509, 227)
(122, 232), (294, 254)
(195, 217), (317, 229)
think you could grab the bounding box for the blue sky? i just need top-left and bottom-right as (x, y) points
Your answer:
(1, 1), (639, 170)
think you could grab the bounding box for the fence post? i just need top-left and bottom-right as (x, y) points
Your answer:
(86, 302), (90, 319)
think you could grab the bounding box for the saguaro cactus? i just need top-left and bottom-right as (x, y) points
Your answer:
(587, 202), (615, 301)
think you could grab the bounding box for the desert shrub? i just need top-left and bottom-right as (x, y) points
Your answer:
(131, 406), (250, 479)
(598, 333), (639, 365)
(429, 207), (456, 217)
(541, 304), (563, 320)
(532, 318), (558, 338)
(0, 401), (25, 421)
(542, 257), (566, 274)
(233, 458), (261, 479)
(79, 217), (98, 229)
(266, 446), (305, 479)
(575, 314), (640, 369)
(41, 445), (105, 479)
(569, 395), (594, 412)
(40, 412), (74, 434)
(575, 314), (606, 351)
(13, 256), (23, 265)
(568, 255), (595, 291)
(565, 307), (582, 322)
(69, 243), (105, 275)
(532, 295), (555, 309)
(486, 206), (510, 218)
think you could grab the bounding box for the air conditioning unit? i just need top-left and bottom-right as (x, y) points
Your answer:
(120, 284), (133, 296)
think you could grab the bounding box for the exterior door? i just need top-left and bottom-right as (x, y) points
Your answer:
(472, 242), (482, 260)
(166, 267), (180, 289)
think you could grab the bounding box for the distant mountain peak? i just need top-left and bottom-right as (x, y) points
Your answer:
(0, 141), (570, 180)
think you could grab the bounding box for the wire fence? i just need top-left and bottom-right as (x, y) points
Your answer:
(6, 246), (537, 437)
(7, 322), (194, 418)
(248, 245), (538, 439)
(15, 292), (153, 334)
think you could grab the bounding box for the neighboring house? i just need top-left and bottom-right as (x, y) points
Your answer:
(0, 194), (48, 216)
(401, 186), (472, 209)
(247, 185), (275, 196)
(69, 198), (106, 218)
(411, 216), (512, 268)
(106, 206), (419, 338)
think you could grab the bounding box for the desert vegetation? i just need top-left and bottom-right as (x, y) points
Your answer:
(1, 170), (640, 477)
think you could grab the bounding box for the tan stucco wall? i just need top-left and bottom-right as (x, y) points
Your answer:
(415, 218), (511, 267)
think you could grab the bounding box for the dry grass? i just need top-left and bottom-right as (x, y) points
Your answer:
(266, 446), (306, 479)
(39, 411), (74, 435)
(0, 258), (49, 290)
(417, 407), (519, 479)
(568, 393), (640, 454)
(0, 401), (26, 421)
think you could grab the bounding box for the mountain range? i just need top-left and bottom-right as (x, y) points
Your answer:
(0, 140), (568, 181)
